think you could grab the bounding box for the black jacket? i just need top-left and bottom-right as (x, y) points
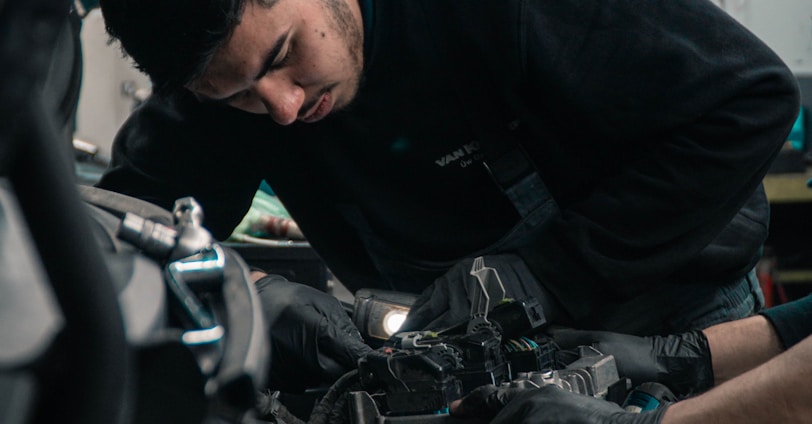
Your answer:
(98, 0), (800, 324)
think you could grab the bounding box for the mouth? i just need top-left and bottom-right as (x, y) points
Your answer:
(300, 92), (334, 123)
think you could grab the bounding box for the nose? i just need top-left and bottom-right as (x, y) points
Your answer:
(255, 74), (305, 125)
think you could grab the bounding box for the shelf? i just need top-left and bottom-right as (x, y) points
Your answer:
(763, 168), (812, 203)
(776, 269), (812, 284)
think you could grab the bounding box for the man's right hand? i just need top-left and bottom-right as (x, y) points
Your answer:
(549, 328), (714, 396)
(400, 254), (557, 332)
(254, 275), (373, 392)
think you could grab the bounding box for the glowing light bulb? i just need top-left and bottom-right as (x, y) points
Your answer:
(382, 310), (408, 335)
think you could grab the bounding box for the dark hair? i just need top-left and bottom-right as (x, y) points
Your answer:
(99, 0), (249, 96)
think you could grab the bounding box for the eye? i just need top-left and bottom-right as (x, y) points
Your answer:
(273, 41), (295, 69)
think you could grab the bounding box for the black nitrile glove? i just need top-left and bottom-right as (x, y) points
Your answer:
(550, 328), (713, 396)
(451, 384), (668, 424)
(255, 276), (373, 391)
(400, 254), (557, 332)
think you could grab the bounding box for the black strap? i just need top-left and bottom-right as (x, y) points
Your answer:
(481, 142), (551, 218)
(417, 4), (550, 219)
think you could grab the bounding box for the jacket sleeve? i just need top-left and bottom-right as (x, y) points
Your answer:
(760, 293), (812, 350)
(95, 91), (268, 240)
(514, 0), (800, 320)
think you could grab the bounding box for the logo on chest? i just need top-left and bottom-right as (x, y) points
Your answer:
(434, 141), (484, 168)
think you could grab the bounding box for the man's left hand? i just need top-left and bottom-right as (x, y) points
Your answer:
(254, 275), (373, 391)
(549, 327), (713, 396)
(450, 384), (668, 424)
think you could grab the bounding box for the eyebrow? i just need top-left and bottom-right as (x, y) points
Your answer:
(195, 31), (289, 105)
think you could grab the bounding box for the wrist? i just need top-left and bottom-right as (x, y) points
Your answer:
(654, 330), (713, 396)
(658, 399), (695, 424)
(703, 314), (782, 384)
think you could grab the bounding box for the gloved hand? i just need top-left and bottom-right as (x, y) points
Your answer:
(254, 275), (373, 391)
(400, 254), (557, 332)
(549, 327), (713, 396)
(451, 384), (668, 424)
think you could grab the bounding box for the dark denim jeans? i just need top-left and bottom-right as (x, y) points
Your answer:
(596, 268), (764, 336)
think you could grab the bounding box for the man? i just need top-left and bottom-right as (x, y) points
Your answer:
(96, 0), (799, 386)
(450, 292), (812, 423)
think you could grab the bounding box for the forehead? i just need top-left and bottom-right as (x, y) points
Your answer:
(218, 1), (289, 67)
(190, 0), (289, 91)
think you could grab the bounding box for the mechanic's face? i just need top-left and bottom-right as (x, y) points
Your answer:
(188, 0), (364, 125)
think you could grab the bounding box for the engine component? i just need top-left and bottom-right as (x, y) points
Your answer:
(507, 345), (628, 402)
(348, 263), (627, 423)
(117, 196), (269, 421)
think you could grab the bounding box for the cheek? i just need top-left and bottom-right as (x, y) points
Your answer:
(295, 50), (331, 83)
(296, 38), (349, 82)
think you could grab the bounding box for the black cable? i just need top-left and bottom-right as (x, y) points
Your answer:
(307, 369), (360, 424)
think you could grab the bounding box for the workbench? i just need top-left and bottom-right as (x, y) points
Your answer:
(763, 168), (812, 204)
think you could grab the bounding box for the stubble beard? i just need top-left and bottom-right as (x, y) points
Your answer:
(320, 0), (364, 111)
